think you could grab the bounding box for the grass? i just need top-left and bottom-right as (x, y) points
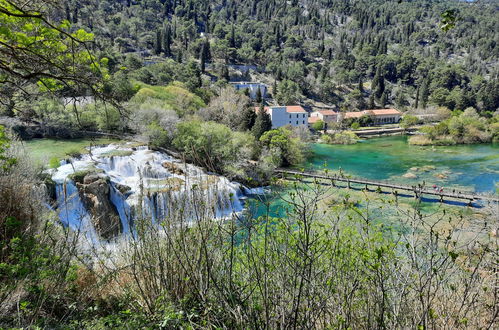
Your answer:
(23, 137), (120, 167)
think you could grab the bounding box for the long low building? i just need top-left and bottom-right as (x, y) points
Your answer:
(255, 105), (308, 128)
(309, 108), (402, 126)
(342, 109), (402, 124)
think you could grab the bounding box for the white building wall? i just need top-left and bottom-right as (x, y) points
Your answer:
(287, 112), (308, 127)
(269, 106), (288, 128)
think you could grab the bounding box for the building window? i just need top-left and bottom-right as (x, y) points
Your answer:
(296, 121), (298, 125)
(302, 120), (305, 124)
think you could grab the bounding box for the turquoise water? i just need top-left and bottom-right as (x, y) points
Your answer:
(247, 136), (498, 218)
(307, 136), (498, 193)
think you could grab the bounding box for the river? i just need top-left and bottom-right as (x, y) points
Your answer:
(308, 136), (498, 193)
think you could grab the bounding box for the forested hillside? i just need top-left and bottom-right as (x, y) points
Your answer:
(57, 0), (499, 112)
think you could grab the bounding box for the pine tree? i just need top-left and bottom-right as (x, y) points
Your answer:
(252, 106), (272, 138)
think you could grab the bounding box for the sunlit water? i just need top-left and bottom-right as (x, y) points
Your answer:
(308, 136), (498, 193)
(247, 136), (498, 218)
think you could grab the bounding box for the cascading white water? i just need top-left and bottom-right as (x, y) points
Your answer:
(50, 143), (247, 237)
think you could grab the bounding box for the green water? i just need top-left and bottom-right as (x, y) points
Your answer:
(248, 136), (498, 218)
(308, 136), (498, 193)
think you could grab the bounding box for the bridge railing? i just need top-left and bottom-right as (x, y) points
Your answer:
(275, 168), (498, 202)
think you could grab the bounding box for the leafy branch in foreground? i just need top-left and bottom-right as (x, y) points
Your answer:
(0, 0), (114, 117)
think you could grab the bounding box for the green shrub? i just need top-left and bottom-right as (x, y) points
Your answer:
(48, 157), (60, 169)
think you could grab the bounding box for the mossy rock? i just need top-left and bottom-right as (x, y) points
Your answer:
(68, 167), (105, 184)
(100, 150), (134, 158)
(145, 177), (185, 193)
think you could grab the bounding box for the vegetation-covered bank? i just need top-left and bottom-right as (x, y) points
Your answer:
(409, 108), (499, 146)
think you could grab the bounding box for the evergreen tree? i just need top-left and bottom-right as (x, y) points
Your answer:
(369, 94), (376, 109)
(255, 87), (262, 103)
(420, 78), (430, 108)
(358, 78), (364, 93)
(163, 24), (172, 57)
(200, 47), (206, 73)
(229, 25), (236, 48)
(375, 75), (385, 99)
(252, 106), (272, 138)
(240, 106), (256, 131)
(415, 86), (420, 108)
(155, 30), (162, 55)
(380, 91), (388, 108)
(372, 65), (382, 91)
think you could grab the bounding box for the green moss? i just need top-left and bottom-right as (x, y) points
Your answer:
(68, 167), (105, 184)
(100, 150), (134, 158)
(145, 177), (185, 193)
(48, 157), (60, 169)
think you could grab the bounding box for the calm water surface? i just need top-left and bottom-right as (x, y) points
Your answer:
(307, 136), (498, 193)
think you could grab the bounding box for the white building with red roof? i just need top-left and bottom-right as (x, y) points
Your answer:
(310, 110), (338, 123)
(254, 105), (308, 128)
(341, 108), (402, 125)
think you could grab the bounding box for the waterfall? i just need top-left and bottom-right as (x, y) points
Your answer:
(50, 143), (249, 237)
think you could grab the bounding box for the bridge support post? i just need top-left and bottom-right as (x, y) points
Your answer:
(467, 199), (473, 207)
(331, 179), (335, 187)
(365, 183), (368, 191)
(347, 179), (351, 189)
(393, 190), (398, 204)
(440, 195), (444, 203)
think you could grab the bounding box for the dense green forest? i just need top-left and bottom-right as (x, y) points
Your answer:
(57, 0), (499, 111)
(0, 0), (498, 328)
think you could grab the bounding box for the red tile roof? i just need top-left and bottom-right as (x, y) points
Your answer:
(308, 117), (321, 123)
(367, 108), (402, 115)
(343, 112), (364, 119)
(254, 105), (307, 113)
(285, 105), (307, 113)
(317, 110), (337, 116)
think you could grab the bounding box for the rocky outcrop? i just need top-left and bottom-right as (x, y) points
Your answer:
(162, 161), (185, 175)
(75, 174), (122, 239)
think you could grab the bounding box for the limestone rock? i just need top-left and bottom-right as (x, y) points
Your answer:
(403, 172), (418, 179)
(76, 176), (122, 239)
(162, 161), (185, 175)
(114, 182), (132, 195)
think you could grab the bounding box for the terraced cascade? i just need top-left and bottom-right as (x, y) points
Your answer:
(50, 143), (246, 238)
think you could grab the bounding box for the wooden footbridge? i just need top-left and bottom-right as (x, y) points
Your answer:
(275, 169), (499, 206)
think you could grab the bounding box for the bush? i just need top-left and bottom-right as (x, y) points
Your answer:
(259, 126), (308, 167)
(400, 115), (419, 129)
(312, 120), (325, 131)
(173, 120), (256, 174)
(325, 131), (359, 145)
(48, 157), (60, 169)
